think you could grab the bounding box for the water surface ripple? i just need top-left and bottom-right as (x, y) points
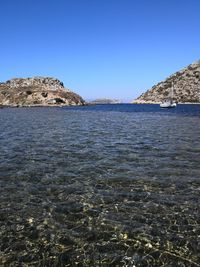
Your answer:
(0, 104), (200, 266)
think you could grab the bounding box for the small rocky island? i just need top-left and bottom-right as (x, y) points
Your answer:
(0, 77), (85, 107)
(88, 98), (122, 104)
(133, 60), (200, 104)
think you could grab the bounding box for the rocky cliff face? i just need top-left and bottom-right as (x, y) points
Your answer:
(133, 60), (200, 103)
(0, 77), (85, 106)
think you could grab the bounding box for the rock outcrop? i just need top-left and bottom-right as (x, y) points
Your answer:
(0, 77), (85, 106)
(133, 60), (200, 103)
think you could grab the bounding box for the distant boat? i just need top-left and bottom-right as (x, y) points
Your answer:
(160, 82), (177, 108)
(160, 100), (177, 108)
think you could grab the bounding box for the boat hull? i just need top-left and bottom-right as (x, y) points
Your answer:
(160, 102), (177, 108)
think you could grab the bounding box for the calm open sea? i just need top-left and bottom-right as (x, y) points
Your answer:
(0, 104), (200, 266)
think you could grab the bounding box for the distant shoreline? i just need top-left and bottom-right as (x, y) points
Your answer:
(1, 102), (200, 109)
(0, 104), (85, 108)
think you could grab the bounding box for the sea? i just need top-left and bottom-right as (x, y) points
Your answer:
(0, 104), (200, 266)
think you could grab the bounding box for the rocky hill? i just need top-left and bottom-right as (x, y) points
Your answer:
(0, 77), (85, 106)
(133, 60), (200, 103)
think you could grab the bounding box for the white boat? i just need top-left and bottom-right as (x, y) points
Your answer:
(160, 82), (177, 108)
(160, 100), (176, 108)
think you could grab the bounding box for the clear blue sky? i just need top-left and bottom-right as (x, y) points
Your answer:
(1, 0), (200, 102)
